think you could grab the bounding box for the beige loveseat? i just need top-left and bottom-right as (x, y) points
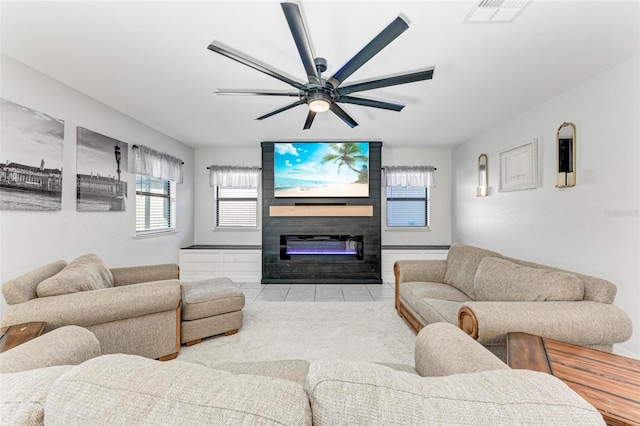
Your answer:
(1, 254), (181, 360)
(0, 324), (604, 425)
(395, 244), (633, 360)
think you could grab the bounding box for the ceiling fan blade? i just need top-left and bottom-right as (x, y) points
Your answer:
(327, 16), (409, 89)
(337, 68), (434, 96)
(208, 42), (306, 90)
(303, 110), (316, 130)
(330, 103), (359, 128)
(337, 96), (404, 111)
(281, 2), (320, 86)
(216, 90), (300, 97)
(256, 100), (306, 120)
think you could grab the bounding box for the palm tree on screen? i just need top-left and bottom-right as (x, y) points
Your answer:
(320, 143), (369, 183)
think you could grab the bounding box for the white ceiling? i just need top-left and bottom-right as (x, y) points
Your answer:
(1, 1), (638, 149)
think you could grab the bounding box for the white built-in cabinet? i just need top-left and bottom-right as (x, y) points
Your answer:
(179, 248), (261, 282)
(179, 247), (448, 284)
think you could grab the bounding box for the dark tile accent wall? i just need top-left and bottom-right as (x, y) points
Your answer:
(261, 142), (382, 284)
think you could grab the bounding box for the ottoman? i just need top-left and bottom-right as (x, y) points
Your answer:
(180, 278), (245, 346)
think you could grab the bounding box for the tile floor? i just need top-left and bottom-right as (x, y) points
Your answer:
(235, 281), (396, 302)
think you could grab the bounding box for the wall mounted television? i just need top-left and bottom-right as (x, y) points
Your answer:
(274, 142), (369, 198)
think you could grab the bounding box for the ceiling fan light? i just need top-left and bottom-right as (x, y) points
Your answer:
(308, 98), (330, 113)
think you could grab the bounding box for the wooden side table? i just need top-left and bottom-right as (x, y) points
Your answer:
(0, 322), (46, 353)
(507, 332), (640, 426)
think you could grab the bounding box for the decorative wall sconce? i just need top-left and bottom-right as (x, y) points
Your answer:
(477, 154), (488, 196)
(556, 122), (576, 187)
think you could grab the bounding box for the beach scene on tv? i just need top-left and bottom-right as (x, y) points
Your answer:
(274, 142), (369, 198)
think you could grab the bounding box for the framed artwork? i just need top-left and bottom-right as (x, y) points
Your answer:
(498, 139), (537, 192)
(76, 127), (128, 211)
(0, 98), (65, 211)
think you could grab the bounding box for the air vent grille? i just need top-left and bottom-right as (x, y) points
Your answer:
(464, 0), (530, 23)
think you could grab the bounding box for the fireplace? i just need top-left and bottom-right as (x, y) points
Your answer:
(280, 235), (363, 260)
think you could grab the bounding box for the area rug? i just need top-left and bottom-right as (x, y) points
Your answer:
(176, 301), (416, 367)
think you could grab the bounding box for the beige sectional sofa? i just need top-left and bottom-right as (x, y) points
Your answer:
(0, 324), (605, 425)
(395, 244), (633, 360)
(1, 254), (181, 360)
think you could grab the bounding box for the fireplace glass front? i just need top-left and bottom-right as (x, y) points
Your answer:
(280, 235), (363, 260)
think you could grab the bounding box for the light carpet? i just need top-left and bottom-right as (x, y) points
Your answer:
(177, 301), (416, 367)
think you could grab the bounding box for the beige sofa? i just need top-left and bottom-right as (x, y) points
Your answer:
(395, 244), (633, 360)
(0, 324), (604, 425)
(1, 254), (181, 360)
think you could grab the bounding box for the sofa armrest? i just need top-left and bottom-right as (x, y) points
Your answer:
(394, 260), (447, 310)
(1, 280), (181, 331)
(458, 300), (633, 346)
(394, 260), (447, 284)
(110, 264), (179, 287)
(414, 323), (509, 377)
(0, 325), (100, 373)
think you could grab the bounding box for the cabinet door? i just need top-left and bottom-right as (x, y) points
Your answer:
(223, 251), (261, 282)
(179, 250), (223, 281)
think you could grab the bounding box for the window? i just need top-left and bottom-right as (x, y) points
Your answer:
(386, 185), (430, 228)
(136, 174), (176, 234)
(215, 186), (258, 228)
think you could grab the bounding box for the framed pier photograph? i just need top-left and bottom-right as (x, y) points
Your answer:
(76, 127), (128, 212)
(0, 98), (65, 211)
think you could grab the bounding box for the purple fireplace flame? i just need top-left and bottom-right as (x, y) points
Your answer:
(280, 235), (363, 260)
(286, 248), (357, 255)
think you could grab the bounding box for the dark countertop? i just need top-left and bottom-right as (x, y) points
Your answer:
(181, 245), (262, 250)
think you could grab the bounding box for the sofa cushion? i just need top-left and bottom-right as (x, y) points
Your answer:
(2, 260), (67, 304)
(46, 354), (312, 425)
(0, 365), (72, 426)
(181, 278), (245, 321)
(443, 244), (502, 299)
(414, 298), (461, 325)
(37, 254), (113, 298)
(474, 257), (584, 301)
(400, 281), (472, 303)
(211, 359), (311, 386)
(305, 359), (603, 424)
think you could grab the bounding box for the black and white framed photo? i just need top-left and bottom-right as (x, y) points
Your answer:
(76, 127), (128, 211)
(498, 139), (538, 192)
(0, 98), (65, 211)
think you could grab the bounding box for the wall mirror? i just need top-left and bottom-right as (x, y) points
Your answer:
(556, 122), (576, 187)
(477, 154), (488, 196)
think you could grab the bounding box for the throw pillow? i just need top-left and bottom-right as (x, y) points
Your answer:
(443, 244), (502, 299)
(36, 254), (114, 298)
(474, 257), (584, 301)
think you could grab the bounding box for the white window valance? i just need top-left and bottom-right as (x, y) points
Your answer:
(209, 165), (260, 188)
(383, 166), (436, 187)
(133, 145), (183, 183)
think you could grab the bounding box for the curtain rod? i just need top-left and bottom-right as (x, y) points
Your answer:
(132, 145), (184, 164)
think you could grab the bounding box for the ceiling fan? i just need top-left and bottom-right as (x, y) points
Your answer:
(207, 2), (435, 129)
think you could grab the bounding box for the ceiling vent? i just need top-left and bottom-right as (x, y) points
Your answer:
(464, 0), (530, 23)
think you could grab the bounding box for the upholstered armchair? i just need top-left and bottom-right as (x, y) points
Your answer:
(1, 254), (181, 360)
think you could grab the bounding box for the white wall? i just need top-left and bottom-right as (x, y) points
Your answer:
(452, 56), (640, 358)
(382, 147), (451, 246)
(0, 54), (195, 316)
(193, 145), (452, 246)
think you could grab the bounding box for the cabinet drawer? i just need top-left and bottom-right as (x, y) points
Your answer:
(223, 252), (261, 263)
(180, 261), (222, 272)
(181, 251), (222, 263)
